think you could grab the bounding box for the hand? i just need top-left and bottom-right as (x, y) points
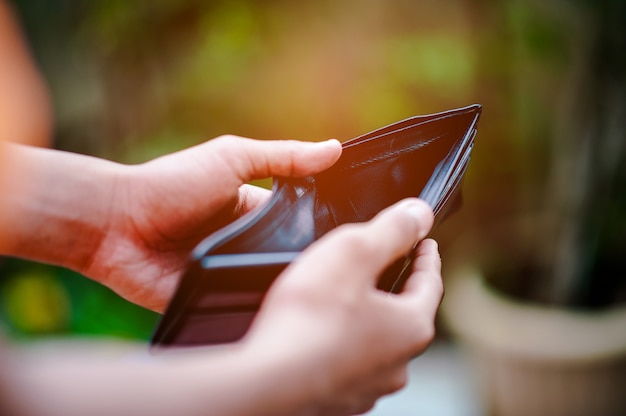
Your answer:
(83, 136), (341, 312)
(0, 176), (441, 416)
(244, 198), (442, 416)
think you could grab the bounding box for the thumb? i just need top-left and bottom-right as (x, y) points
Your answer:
(210, 135), (342, 182)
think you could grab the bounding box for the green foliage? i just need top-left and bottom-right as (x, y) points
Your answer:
(1, 269), (70, 334)
(0, 260), (159, 341)
(388, 34), (475, 94)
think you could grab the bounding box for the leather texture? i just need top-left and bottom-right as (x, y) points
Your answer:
(151, 104), (482, 348)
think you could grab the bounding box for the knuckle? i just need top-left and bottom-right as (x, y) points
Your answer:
(214, 134), (236, 143)
(416, 317), (436, 345)
(386, 368), (409, 393)
(351, 399), (377, 416)
(403, 314), (436, 354)
(381, 205), (413, 231)
(335, 226), (378, 259)
(423, 322), (436, 344)
(212, 134), (246, 149)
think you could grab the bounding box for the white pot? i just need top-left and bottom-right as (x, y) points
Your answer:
(441, 267), (626, 416)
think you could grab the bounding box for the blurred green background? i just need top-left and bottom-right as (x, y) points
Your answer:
(1, 0), (624, 341)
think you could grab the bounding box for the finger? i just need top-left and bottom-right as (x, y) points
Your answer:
(290, 198), (434, 287)
(401, 238), (444, 316)
(236, 184), (272, 216)
(352, 198), (434, 283)
(211, 135), (342, 183)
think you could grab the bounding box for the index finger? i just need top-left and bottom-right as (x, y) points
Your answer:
(400, 238), (443, 316)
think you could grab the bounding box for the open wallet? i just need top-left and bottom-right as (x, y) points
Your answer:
(151, 104), (482, 348)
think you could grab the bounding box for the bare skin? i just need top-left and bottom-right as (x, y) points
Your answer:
(4, 193), (440, 416)
(0, 137), (441, 416)
(0, 1), (443, 413)
(0, 137), (342, 312)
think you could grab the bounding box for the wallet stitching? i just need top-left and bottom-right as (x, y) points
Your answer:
(345, 134), (443, 170)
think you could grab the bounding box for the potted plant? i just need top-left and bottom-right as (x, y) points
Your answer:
(441, 1), (626, 415)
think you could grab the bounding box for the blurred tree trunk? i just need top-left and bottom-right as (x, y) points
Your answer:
(542, 0), (626, 307)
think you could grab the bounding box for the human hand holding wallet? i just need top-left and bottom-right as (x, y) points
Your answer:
(151, 104), (482, 348)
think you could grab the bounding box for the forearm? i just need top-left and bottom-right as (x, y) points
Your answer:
(0, 142), (120, 272)
(7, 341), (315, 416)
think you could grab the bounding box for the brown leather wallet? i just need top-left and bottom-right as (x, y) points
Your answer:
(151, 104), (482, 348)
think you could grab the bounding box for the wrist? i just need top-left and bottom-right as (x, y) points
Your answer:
(237, 333), (331, 416)
(0, 143), (123, 272)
